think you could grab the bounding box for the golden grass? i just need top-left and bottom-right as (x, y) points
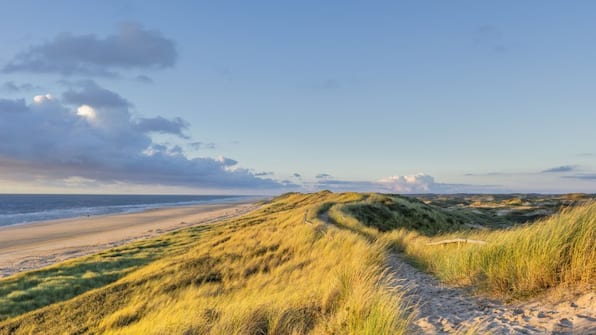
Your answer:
(0, 192), (411, 335)
(394, 202), (595, 299)
(0, 226), (207, 321)
(330, 196), (596, 300)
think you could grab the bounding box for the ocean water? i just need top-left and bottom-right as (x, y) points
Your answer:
(0, 194), (249, 227)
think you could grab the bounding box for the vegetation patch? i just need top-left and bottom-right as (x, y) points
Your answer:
(0, 192), (410, 335)
(327, 194), (596, 300)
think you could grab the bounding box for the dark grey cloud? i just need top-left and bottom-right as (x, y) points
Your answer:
(3, 22), (177, 76)
(541, 165), (578, 173)
(135, 116), (189, 139)
(135, 74), (153, 84)
(2, 81), (40, 92)
(0, 87), (284, 190)
(293, 173), (302, 179)
(62, 81), (131, 108)
(316, 173), (332, 179)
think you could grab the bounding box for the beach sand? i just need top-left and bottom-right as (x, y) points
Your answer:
(0, 201), (259, 278)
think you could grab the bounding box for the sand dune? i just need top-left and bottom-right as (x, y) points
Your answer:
(0, 201), (258, 278)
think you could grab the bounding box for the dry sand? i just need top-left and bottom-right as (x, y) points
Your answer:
(390, 254), (596, 335)
(0, 201), (259, 278)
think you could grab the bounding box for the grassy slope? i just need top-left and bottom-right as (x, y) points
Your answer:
(2, 192), (592, 334)
(0, 226), (208, 322)
(0, 192), (410, 335)
(328, 194), (596, 300)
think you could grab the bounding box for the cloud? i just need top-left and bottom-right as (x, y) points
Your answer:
(3, 22), (177, 76)
(377, 173), (436, 193)
(135, 116), (189, 139)
(316, 173), (332, 179)
(189, 142), (216, 150)
(62, 81), (131, 108)
(293, 173), (302, 179)
(563, 174), (596, 181)
(61, 81), (188, 138)
(314, 173), (502, 194)
(255, 171), (274, 176)
(0, 98), (29, 113)
(578, 153), (595, 157)
(0, 86), (284, 191)
(541, 165), (578, 173)
(2, 81), (40, 92)
(215, 156), (237, 167)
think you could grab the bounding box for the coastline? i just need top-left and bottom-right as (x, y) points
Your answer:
(0, 200), (260, 278)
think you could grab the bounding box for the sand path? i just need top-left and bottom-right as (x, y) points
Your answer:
(389, 254), (596, 334)
(0, 201), (258, 278)
(317, 210), (595, 334)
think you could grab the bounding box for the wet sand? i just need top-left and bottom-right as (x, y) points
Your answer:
(0, 201), (259, 278)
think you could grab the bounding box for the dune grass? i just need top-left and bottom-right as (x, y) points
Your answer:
(3, 191), (589, 334)
(0, 192), (411, 335)
(0, 226), (208, 321)
(385, 203), (595, 299)
(326, 194), (596, 300)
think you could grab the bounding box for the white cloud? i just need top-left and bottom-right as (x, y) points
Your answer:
(33, 93), (54, 104)
(377, 173), (435, 193)
(76, 104), (97, 120)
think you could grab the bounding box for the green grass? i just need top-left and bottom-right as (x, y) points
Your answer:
(0, 192), (411, 335)
(325, 194), (596, 300)
(329, 193), (501, 237)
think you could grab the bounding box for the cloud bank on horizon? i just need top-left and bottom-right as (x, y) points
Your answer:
(0, 84), (283, 191)
(313, 173), (501, 194)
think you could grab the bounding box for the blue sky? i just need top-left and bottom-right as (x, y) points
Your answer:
(0, 1), (595, 194)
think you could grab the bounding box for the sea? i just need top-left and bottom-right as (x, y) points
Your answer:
(0, 194), (251, 227)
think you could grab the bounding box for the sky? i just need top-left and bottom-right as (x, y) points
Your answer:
(0, 1), (595, 194)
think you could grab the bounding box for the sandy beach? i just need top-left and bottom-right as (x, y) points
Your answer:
(0, 201), (259, 278)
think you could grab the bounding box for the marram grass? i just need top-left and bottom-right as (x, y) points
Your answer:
(0, 192), (410, 335)
(392, 202), (596, 299)
(2, 192), (591, 334)
(330, 195), (595, 300)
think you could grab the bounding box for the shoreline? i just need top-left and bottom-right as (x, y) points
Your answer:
(0, 200), (260, 278)
(0, 195), (261, 229)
